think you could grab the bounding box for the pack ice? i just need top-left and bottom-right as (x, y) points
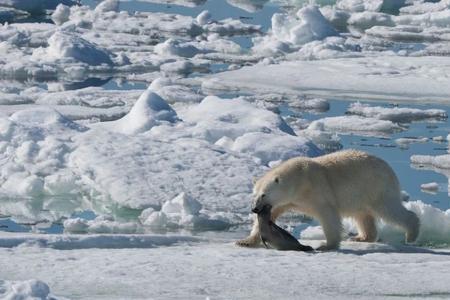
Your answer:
(0, 82), (320, 230)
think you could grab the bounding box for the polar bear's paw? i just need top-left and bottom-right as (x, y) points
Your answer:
(350, 236), (377, 243)
(236, 236), (260, 248)
(316, 243), (339, 251)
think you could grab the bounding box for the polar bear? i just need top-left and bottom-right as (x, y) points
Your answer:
(237, 150), (420, 250)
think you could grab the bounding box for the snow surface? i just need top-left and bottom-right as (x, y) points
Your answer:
(1, 232), (450, 300)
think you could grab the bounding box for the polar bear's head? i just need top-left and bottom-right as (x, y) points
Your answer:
(251, 173), (286, 213)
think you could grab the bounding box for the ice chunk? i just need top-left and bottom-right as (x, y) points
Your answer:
(94, 0), (119, 13)
(403, 200), (450, 245)
(432, 136), (446, 143)
(99, 87), (178, 134)
(40, 31), (114, 66)
(162, 193), (202, 215)
(348, 102), (447, 123)
(196, 10), (211, 26)
(63, 217), (89, 233)
(231, 132), (320, 165)
(180, 96), (295, 142)
(149, 78), (204, 103)
(320, 7), (351, 32)
(289, 98), (330, 112)
(420, 182), (439, 192)
(154, 38), (203, 58)
(271, 5), (338, 46)
(141, 211), (169, 228)
(395, 137), (428, 147)
(51, 4), (71, 26)
(307, 115), (403, 137)
(411, 154), (450, 169)
(140, 193), (230, 230)
(348, 11), (394, 33)
(298, 128), (342, 152)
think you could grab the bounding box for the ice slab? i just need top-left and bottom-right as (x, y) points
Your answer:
(206, 56), (450, 103)
(348, 102), (447, 123)
(307, 115), (403, 137)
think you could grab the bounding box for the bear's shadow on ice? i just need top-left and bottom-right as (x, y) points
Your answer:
(338, 244), (450, 256)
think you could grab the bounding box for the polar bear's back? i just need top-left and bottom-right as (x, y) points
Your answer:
(314, 149), (401, 212)
(270, 150), (402, 214)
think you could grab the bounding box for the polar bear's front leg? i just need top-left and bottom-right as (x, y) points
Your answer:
(236, 215), (262, 247)
(316, 207), (343, 251)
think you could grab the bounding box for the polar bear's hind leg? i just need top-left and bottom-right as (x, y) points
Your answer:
(375, 201), (420, 243)
(352, 214), (378, 242)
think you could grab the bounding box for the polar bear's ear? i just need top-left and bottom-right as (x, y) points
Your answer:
(252, 177), (258, 185)
(274, 177), (280, 184)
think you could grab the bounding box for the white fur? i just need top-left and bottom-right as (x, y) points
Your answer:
(238, 150), (420, 250)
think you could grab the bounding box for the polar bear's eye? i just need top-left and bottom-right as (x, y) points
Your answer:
(274, 177), (279, 184)
(261, 194), (266, 199)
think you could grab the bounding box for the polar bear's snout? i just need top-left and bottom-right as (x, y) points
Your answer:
(251, 194), (266, 213)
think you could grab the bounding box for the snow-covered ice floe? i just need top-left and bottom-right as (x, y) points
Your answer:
(420, 182), (439, 193)
(205, 56), (450, 103)
(306, 115), (403, 137)
(0, 83), (320, 227)
(1, 231), (450, 299)
(348, 102), (447, 123)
